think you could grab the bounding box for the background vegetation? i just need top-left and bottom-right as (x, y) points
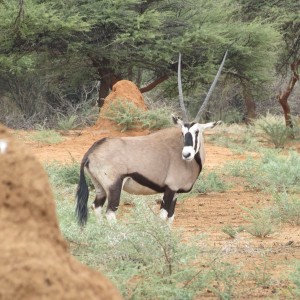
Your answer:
(1, 0), (299, 129)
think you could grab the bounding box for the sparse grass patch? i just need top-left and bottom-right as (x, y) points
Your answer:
(45, 159), (81, 186)
(30, 129), (64, 144)
(208, 124), (260, 154)
(290, 261), (300, 298)
(191, 171), (230, 194)
(224, 150), (300, 193)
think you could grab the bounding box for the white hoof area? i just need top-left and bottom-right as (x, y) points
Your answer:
(159, 209), (168, 221)
(94, 206), (102, 224)
(167, 215), (174, 226)
(106, 210), (117, 223)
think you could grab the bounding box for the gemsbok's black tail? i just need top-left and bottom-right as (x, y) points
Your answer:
(75, 157), (89, 226)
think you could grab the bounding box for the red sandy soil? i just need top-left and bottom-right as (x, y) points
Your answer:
(5, 80), (300, 298)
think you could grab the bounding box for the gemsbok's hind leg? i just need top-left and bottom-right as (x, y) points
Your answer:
(105, 178), (123, 223)
(160, 188), (176, 223)
(92, 193), (106, 223)
(89, 175), (107, 223)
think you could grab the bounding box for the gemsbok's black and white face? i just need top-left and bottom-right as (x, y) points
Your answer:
(172, 115), (221, 161)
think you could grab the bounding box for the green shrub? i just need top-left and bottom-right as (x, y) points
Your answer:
(255, 114), (293, 148)
(104, 100), (171, 131)
(56, 198), (212, 299)
(208, 261), (241, 299)
(30, 129), (64, 144)
(57, 114), (78, 131)
(225, 150), (300, 193)
(290, 261), (300, 298)
(222, 224), (244, 238)
(192, 172), (230, 194)
(242, 207), (278, 238)
(45, 159), (83, 186)
(271, 192), (300, 226)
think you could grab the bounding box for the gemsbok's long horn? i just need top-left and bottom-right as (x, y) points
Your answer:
(194, 50), (228, 122)
(177, 53), (188, 122)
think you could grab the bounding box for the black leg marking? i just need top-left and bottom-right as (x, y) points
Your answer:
(107, 178), (123, 213)
(92, 195), (106, 210)
(168, 198), (177, 218)
(160, 188), (175, 212)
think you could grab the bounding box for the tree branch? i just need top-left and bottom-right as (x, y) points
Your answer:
(139, 74), (169, 93)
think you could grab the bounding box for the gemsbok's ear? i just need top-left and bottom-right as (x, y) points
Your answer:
(172, 114), (184, 127)
(199, 120), (222, 131)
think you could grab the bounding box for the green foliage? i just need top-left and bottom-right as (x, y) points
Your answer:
(30, 129), (64, 144)
(192, 172), (230, 194)
(290, 261), (300, 298)
(208, 124), (260, 154)
(250, 256), (273, 288)
(271, 192), (300, 226)
(242, 207), (278, 238)
(56, 115), (78, 131)
(45, 160), (81, 186)
(0, 0), (285, 125)
(225, 150), (300, 193)
(56, 198), (211, 299)
(255, 114), (293, 148)
(104, 100), (171, 131)
(222, 224), (244, 238)
(208, 261), (241, 300)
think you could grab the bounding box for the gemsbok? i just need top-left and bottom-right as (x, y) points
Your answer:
(76, 51), (227, 226)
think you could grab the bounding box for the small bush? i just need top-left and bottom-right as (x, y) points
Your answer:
(192, 172), (230, 194)
(30, 129), (64, 144)
(45, 159), (85, 187)
(271, 192), (300, 226)
(255, 114), (293, 148)
(222, 224), (244, 238)
(104, 100), (171, 131)
(208, 261), (241, 299)
(57, 114), (78, 131)
(242, 207), (278, 238)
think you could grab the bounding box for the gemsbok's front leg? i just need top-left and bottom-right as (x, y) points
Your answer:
(160, 188), (176, 225)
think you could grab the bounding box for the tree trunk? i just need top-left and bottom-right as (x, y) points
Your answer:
(241, 79), (257, 123)
(97, 74), (121, 108)
(277, 59), (300, 137)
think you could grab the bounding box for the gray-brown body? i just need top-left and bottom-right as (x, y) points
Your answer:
(75, 125), (207, 226)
